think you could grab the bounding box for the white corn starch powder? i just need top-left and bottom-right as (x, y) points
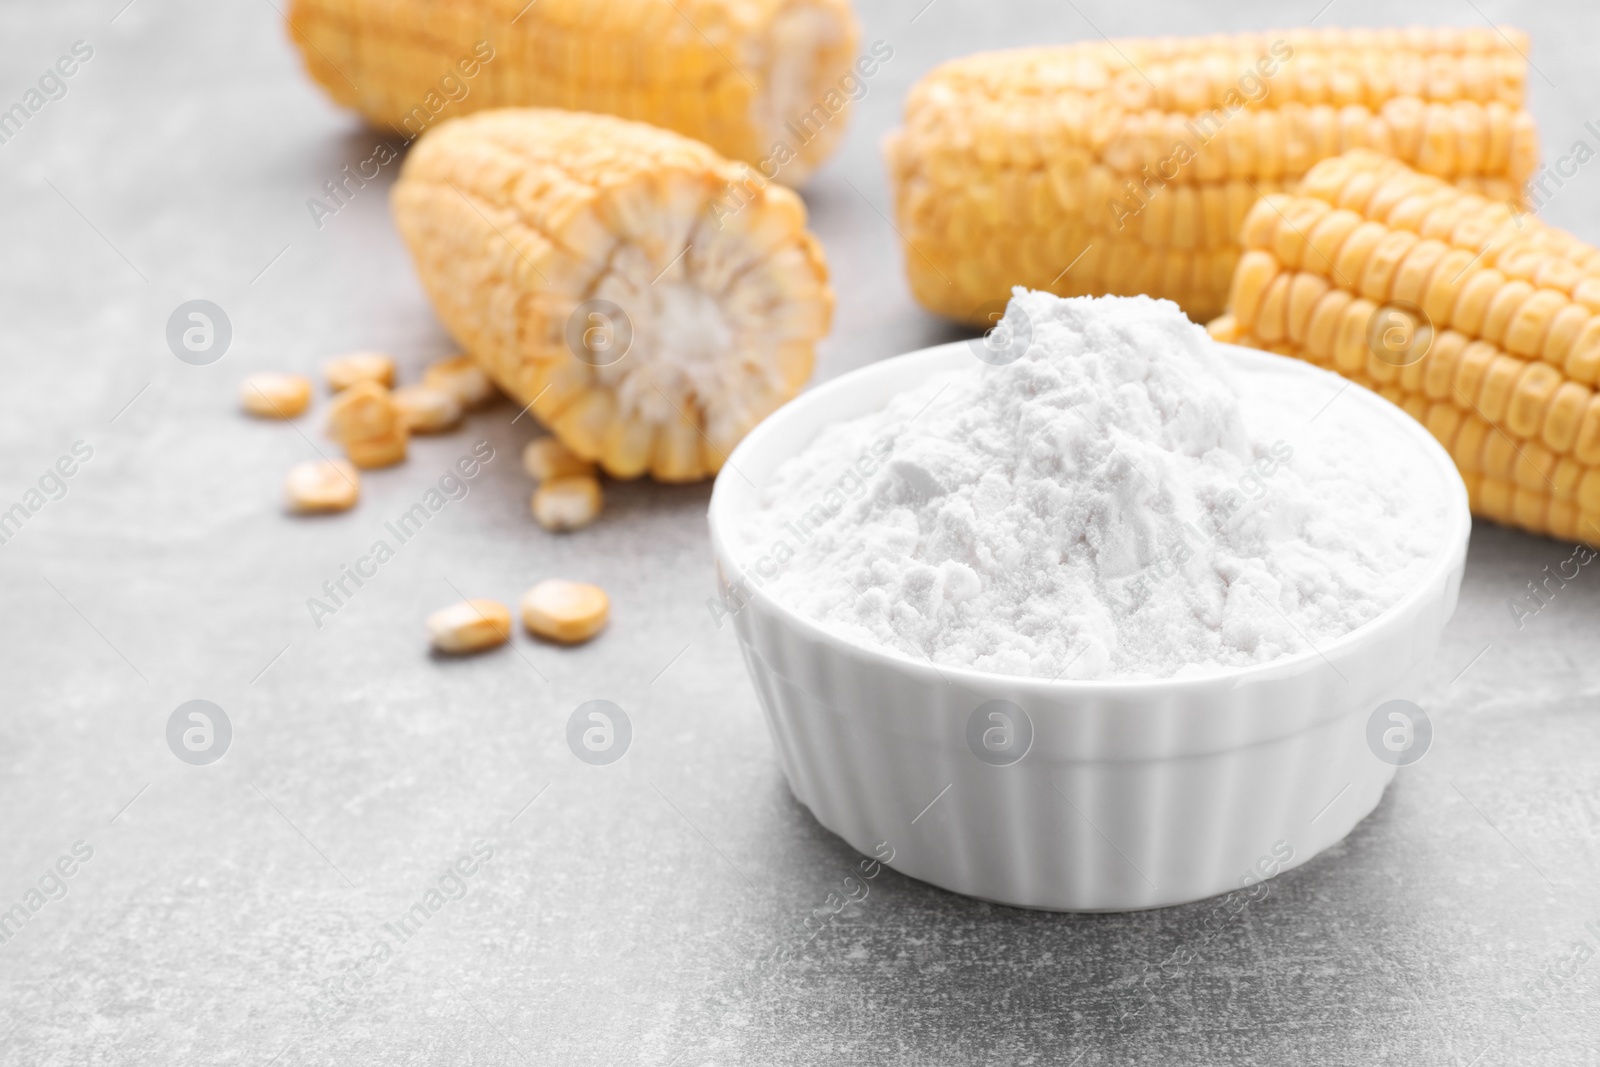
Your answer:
(739, 290), (1449, 680)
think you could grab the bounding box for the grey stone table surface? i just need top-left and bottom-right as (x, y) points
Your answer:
(3, 1), (1600, 1064)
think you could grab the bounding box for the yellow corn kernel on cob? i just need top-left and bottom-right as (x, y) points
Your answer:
(1209, 149), (1600, 545)
(884, 26), (1539, 326)
(285, 0), (861, 184)
(392, 108), (833, 483)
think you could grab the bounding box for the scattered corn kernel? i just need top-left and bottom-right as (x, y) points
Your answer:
(532, 475), (602, 531)
(424, 354), (496, 410)
(324, 350), (395, 392)
(520, 579), (609, 645)
(523, 437), (595, 482)
(427, 598), (512, 653)
(393, 384), (462, 434)
(326, 380), (400, 442)
(285, 458), (359, 513)
(240, 373), (312, 419)
(343, 429), (408, 469)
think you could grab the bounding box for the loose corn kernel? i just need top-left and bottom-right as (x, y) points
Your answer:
(523, 437), (596, 482)
(284, 458), (359, 513)
(324, 351), (395, 392)
(532, 475), (602, 531)
(240, 373), (312, 419)
(423, 354), (497, 410)
(393, 384), (462, 434)
(344, 430), (408, 469)
(426, 599), (512, 654)
(520, 579), (609, 645)
(326, 380), (400, 442)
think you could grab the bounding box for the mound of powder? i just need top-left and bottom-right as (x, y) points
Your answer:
(736, 290), (1453, 680)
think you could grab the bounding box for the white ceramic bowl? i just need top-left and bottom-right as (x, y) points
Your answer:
(708, 342), (1470, 911)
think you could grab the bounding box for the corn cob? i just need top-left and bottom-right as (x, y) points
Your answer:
(884, 27), (1539, 326)
(286, 0), (860, 183)
(1208, 149), (1600, 545)
(392, 108), (833, 482)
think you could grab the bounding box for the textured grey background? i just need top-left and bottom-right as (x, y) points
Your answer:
(3, 1), (1599, 1064)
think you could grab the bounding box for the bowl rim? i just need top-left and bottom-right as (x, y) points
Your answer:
(707, 339), (1472, 696)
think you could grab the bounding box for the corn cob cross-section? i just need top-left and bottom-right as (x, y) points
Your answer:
(885, 27), (1539, 326)
(392, 108), (833, 483)
(287, 0), (861, 183)
(1209, 149), (1600, 544)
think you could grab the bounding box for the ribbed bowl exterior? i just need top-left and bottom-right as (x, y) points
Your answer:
(710, 342), (1471, 911)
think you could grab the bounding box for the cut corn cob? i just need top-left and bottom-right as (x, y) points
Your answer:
(392, 108), (833, 482)
(285, 0), (861, 184)
(884, 26), (1539, 326)
(1209, 149), (1600, 545)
